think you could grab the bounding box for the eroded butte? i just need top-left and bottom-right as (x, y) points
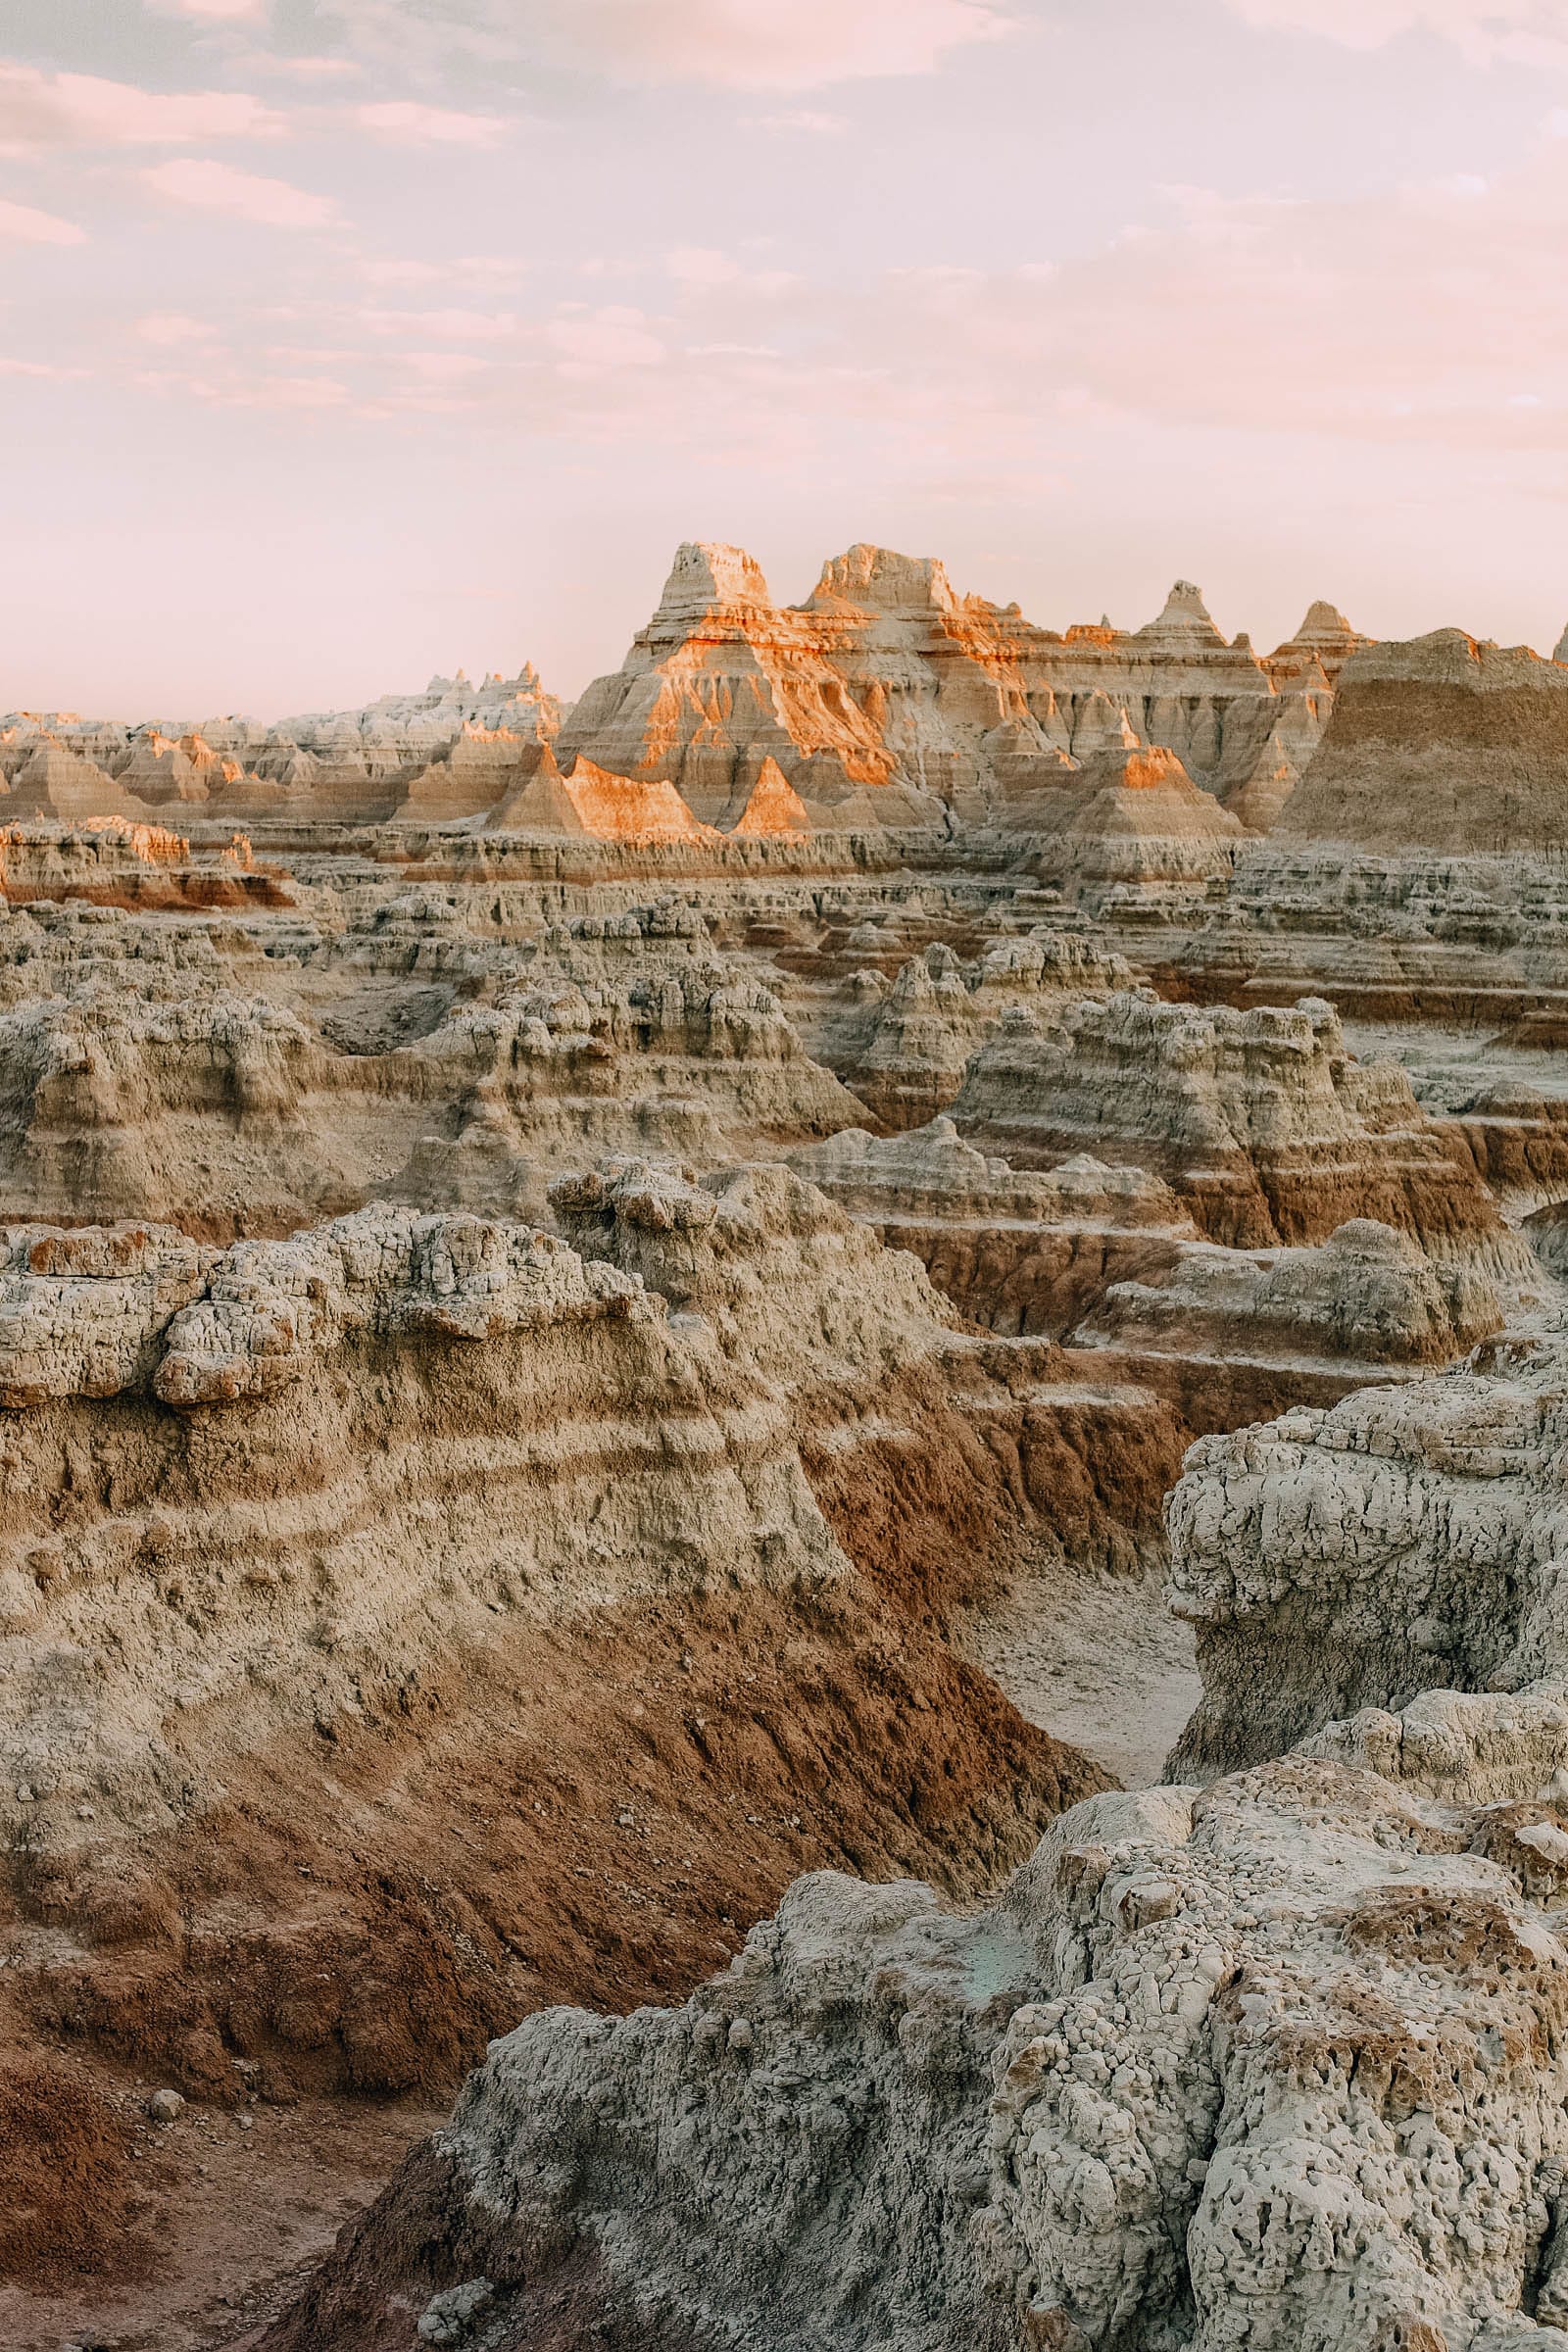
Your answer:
(4, 542), (1568, 2352)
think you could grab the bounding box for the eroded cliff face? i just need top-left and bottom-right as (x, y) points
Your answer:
(260, 1689), (1568, 2352)
(0, 1163), (1196, 2314)
(1281, 630), (1568, 854)
(951, 988), (1527, 1263)
(1166, 1334), (1568, 1778)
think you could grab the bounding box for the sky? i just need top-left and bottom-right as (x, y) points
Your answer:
(6, 0), (1568, 717)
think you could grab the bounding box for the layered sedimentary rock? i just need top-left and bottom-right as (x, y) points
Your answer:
(952, 988), (1524, 1260)
(0, 920), (873, 1235)
(557, 546), (1341, 833)
(1085, 1217), (1499, 1368)
(815, 931), (1133, 1130)
(1262, 599), (1372, 690)
(557, 543), (928, 829)
(1281, 630), (1568, 853)
(1, 1166), (1195, 2294)
(1078, 1215), (1502, 1430)
(1167, 1334), (1568, 1776)
(267, 1686), (1568, 2352)
(1, 663), (564, 830)
(1018, 744), (1249, 908)
(8, 553), (1355, 842)
(791, 1118), (1198, 1339)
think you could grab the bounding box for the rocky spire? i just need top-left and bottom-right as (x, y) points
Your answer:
(1137, 579), (1225, 645)
(652, 541), (774, 627)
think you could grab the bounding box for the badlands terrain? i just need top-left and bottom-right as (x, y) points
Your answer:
(3, 543), (1568, 2350)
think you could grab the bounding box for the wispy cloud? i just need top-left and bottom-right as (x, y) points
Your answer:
(349, 99), (510, 145)
(0, 64), (283, 150)
(0, 196), (86, 244)
(321, 0), (1011, 90)
(358, 304), (524, 340)
(1222, 0), (1568, 67)
(142, 157), (337, 227)
(541, 0), (1014, 89)
(749, 109), (850, 133)
(144, 0), (270, 20)
(546, 307), (665, 367)
(136, 311), (220, 345)
(664, 245), (797, 293)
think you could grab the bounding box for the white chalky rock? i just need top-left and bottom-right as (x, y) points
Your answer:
(1166, 1336), (1568, 1777)
(412, 1708), (1568, 2350)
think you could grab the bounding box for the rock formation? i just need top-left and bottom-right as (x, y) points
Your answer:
(952, 988), (1527, 1261)
(262, 1688), (1568, 2352)
(9, 551), (1568, 2352)
(791, 1119), (1198, 1339)
(555, 546), (1342, 834)
(1167, 1331), (1568, 1777)
(1280, 630), (1568, 853)
(816, 931), (1133, 1130)
(1019, 744), (1249, 907)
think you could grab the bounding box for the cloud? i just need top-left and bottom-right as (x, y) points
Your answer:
(542, 0), (1014, 87)
(349, 99), (509, 145)
(136, 311), (219, 345)
(0, 357), (88, 379)
(1221, 0), (1568, 66)
(357, 253), (527, 289)
(750, 109), (851, 133)
(0, 64), (283, 150)
(142, 157), (337, 226)
(323, 0), (1011, 89)
(546, 307), (665, 367)
(145, 0), (270, 20)
(664, 246), (798, 294)
(0, 196), (86, 244)
(358, 304), (523, 340)
(232, 53), (362, 78)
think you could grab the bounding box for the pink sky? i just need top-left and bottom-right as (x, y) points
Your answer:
(5, 0), (1568, 715)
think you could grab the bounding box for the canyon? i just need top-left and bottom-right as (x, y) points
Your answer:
(3, 541), (1568, 2352)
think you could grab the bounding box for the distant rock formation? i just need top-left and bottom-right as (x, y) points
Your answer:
(5, 554), (1361, 835)
(952, 988), (1528, 1261)
(1022, 743), (1248, 902)
(556, 541), (931, 830)
(1280, 628), (1568, 852)
(1264, 598), (1373, 689)
(556, 543), (1346, 834)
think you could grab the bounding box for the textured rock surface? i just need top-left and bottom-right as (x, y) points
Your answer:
(952, 988), (1526, 1261)
(263, 1694), (1568, 2352)
(1167, 1335), (1568, 1776)
(1084, 1217), (1501, 1369)
(0, 1162), (1182, 2240)
(1020, 745), (1249, 907)
(815, 931), (1133, 1131)
(1281, 630), (1568, 853)
(792, 1119), (1198, 1339)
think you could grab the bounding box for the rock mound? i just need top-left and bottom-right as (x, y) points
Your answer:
(267, 1690), (1568, 2352)
(1280, 629), (1568, 852)
(1168, 1334), (1568, 1775)
(952, 988), (1524, 1259)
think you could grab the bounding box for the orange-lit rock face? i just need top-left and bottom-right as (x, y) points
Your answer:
(560, 756), (717, 845)
(1119, 747), (1192, 792)
(1, 554), (1356, 836)
(727, 755), (811, 838)
(558, 543), (1348, 833)
(559, 543), (907, 826)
